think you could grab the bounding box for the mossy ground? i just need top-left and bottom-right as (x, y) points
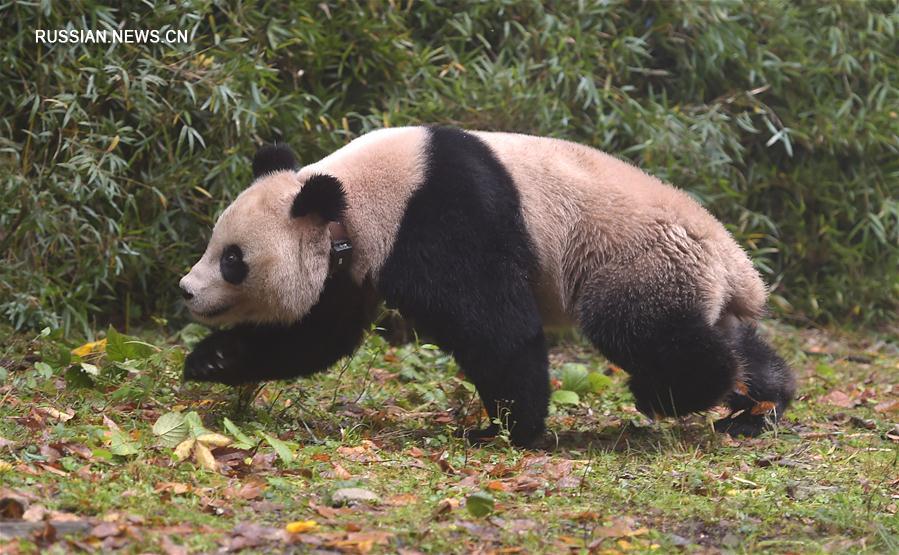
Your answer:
(1, 321), (896, 554)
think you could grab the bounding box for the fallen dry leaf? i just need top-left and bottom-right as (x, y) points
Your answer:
(509, 476), (544, 493)
(222, 522), (287, 551)
(38, 463), (68, 477)
(285, 520), (318, 534)
(592, 516), (649, 539)
(89, 521), (121, 539)
(432, 498), (459, 519)
(874, 399), (899, 414)
(155, 482), (192, 495)
(328, 462), (352, 480)
(52, 442), (93, 461)
(819, 390), (855, 408)
(571, 510), (601, 522)
(311, 503), (341, 520)
(886, 426), (899, 443)
(325, 531), (394, 554)
(159, 535), (189, 555)
(384, 494), (418, 506)
(35, 406), (74, 422)
(251, 451), (277, 472)
(485, 480), (508, 492)
(751, 401), (777, 415)
(223, 481), (265, 500)
(32, 521), (57, 545)
(330, 539), (374, 554)
(39, 444), (61, 463)
(336, 442), (381, 463)
(22, 505), (47, 522)
(102, 414), (121, 432)
(0, 488), (38, 503)
(488, 462), (519, 478)
(194, 441), (218, 472)
(196, 433), (232, 448)
(174, 439), (195, 461)
(0, 497), (25, 519)
(71, 338), (107, 357)
(347, 531), (393, 544)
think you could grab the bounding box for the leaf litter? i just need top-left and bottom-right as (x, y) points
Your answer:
(0, 322), (897, 552)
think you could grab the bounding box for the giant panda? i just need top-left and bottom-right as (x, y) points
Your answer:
(179, 126), (796, 446)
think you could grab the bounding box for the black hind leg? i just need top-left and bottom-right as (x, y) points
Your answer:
(714, 324), (796, 437)
(581, 302), (739, 421)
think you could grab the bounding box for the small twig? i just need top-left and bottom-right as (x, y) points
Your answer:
(265, 387), (284, 413)
(329, 356), (357, 408)
(610, 421), (630, 452)
(577, 445), (597, 498)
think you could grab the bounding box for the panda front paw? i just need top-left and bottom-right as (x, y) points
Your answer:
(462, 424), (500, 445)
(714, 412), (772, 437)
(461, 420), (544, 448)
(183, 332), (249, 385)
(714, 398), (789, 438)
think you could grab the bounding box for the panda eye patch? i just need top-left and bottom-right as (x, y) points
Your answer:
(220, 244), (248, 285)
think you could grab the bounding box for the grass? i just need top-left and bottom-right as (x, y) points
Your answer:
(1, 321), (897, 553)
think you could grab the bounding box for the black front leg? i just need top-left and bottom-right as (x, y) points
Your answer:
(184, 323), (302, 385)
(184, 273), (377, 385)
(372, 126), (555, 448)
(714, 324), (796, 437)
(461, 331), (550, 447)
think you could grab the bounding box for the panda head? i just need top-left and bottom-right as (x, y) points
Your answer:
(179, 144), (347, 326)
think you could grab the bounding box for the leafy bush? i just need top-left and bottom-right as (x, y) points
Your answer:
(2, 0), (897, 334)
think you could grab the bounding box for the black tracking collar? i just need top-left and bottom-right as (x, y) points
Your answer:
(328, 222), (352, 276)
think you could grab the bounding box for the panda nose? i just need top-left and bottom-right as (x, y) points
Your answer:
(180, 284), (194, 300)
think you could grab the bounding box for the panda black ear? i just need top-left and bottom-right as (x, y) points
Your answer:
(291, 174), (347, 222)
(252, 144), (298, 179)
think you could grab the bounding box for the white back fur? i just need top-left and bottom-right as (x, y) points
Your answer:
(183, 127), (765, 330)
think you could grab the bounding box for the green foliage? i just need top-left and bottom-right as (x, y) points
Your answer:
(222, 417), (255, 449)
(262, 431), (295, 464)
(466, 491), (495, 517)
(550, 389), (580, 406)
(106, 325), (155, 362)
(557, 363), (611, 395)
(1, 0), (897, 333)
(151, 411), (191, 447)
